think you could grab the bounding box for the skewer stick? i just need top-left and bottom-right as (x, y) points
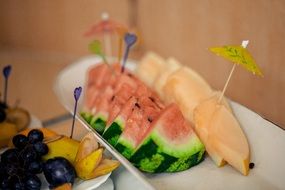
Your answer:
(118, 37), (123, 63)
(102, 12), (112, 62)
(70, 87), (82, 138)
(218, 40), (249, 103)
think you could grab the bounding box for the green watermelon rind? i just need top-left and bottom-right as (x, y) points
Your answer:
(90, 112), (108, 135)
(102, 117), (125, 146)
(115, 137), (136, 159)
(81, 111), (107, 135)
(80, 112), (93, 124)
(151, 127), (205, 158)
(130, 132), (205, 173)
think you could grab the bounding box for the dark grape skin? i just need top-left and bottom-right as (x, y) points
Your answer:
(33, 141), (49, 156)
(0, 178), (10, 189)
(43, 157), (76, 188)
(24, 174), (41, 190)
(13, 134), (29, 149)
(0, 108), (6, 122)
(28, 129), (44, 144)
(26, 160), (43, 174)
(19, 146), (39, 164)
(1, 148), (19, 164)
(8, 175), (25, 190)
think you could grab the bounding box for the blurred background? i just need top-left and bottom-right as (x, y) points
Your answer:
(0, 0), (284, 128)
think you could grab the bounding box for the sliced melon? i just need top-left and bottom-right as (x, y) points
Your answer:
(193, 92), (231, 166)
(135, 52), (166, 87)
(163, 66), (213, 123)
(193, 92), (250, 175)
(103, 96), (137, 146)
(130, 104), (205, 173)
(154, 57), (181, 98)
(115, 96), (161, 159)
(210, 105), (250, 175)
(84, 64), (111, 110)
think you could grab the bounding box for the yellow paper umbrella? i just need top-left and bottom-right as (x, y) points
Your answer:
(209, 40), (263, 102)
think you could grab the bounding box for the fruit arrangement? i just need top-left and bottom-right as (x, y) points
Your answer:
(136, 52), (252, 175)
(80, 45), (260, 176)
(0, 65), (31, 148)
(0, 128), (120, 189)
(81, 62), (205, 173)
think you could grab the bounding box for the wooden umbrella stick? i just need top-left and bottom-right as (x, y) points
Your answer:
(103, 33), (112, 61)
(218, 64), (236, 103)
(118, 37), (123, 63)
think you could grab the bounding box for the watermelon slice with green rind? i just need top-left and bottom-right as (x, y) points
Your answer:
(129, 104), (205, 173)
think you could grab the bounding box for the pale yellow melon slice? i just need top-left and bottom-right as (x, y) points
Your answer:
(193, 92), (231, 166)
(135, 52), (166, 87)
(163, 66), (213, 123)
(210, 105), (250, 175)
(154, 57), (181, 98)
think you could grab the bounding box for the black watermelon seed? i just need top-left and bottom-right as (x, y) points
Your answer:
(249, 162), (255, 169)
(149, 97), (155, 102)
(135, 103), (141, 109)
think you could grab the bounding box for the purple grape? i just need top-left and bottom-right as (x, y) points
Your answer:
(19, 146), (38, 164)
(26, 160), (43, 174)
(43, 157), (76, 188)
(28, 129), (44, 144)
(1, 148), (19, 164)
(24, 174), (41, 190)
(13, 134), (29, 149)
(33, 141), (49, 156)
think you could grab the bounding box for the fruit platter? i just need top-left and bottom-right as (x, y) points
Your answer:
(0, 65), (119, 189)
(53, 55), (285, 190)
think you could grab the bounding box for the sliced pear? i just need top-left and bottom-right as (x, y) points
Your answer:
(75, 132), (99, 163)
(43, 136), (80, 164)
(75, 148), (104, 180)
(154, 57), (181, 98)
(136, 52), (166, 87)
(6, 107), (30, 131)
(85, 158), (120, 179)
(163, 66), (213, 123)
(210, 105), (250, 175)
(0, 122), (18, 148)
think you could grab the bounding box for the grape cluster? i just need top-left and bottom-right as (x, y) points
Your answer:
(0, 129), (48, 190)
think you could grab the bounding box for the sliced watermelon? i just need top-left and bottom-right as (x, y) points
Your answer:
(115, 95), (162, 159)
(102, 96), (137, 146)
(88, 86), (114, 134)
(84, 64), (111, 110)
(82, 63), (121, 132)
(84, 63), (121, 112)
(130, 104), (205, 173)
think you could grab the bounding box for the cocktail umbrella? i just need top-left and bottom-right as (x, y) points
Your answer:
(85, 12), (128, 62)
(209, 40), (263, 102)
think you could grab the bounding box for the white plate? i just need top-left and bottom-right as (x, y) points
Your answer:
(41, 172), (112, 190)
(54, 55), (285, 190)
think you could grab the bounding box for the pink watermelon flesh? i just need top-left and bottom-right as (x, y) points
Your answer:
(105, 74), (139, 127)
(114, 95), (162, 158)
(85, 63), (121, 110)
(85, 64), (111, 110)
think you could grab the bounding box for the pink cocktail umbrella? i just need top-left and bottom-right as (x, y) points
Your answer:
(85, 13), (128, 62)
